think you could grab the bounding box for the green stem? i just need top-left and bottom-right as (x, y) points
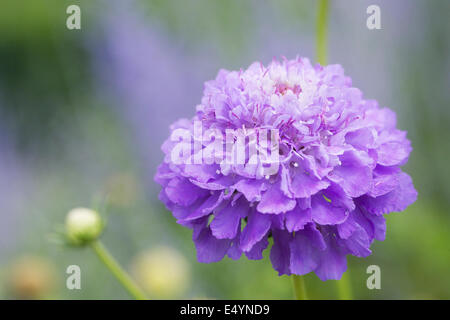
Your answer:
(336, 271), (353, 300)
(289, 0), (332, 302)
(316, 0), (354, 300)
(292, 275), (308, 300)
(91, 240), (147, 300)
(316, 0), (329, 65)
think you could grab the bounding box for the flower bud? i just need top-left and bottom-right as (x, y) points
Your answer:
(65, 207), (103, 246)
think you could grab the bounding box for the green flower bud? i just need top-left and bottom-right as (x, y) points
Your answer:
(65, 207), (103, 246)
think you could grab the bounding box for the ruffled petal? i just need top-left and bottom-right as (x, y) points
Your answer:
(290, 224), (326, 275)
(357, 172), (417, 215)
(194, 225), (231, 263)
(315, 233), (347, 281)
(338, 226), (372, 257)
(285, 205), (312, 232)
(311, 194), (348, 225)
(240, 210), (272, 252)
(210, 198), (249, 239)
(376, 131), (412, 166)
(257, 181), (296, 214)
(368, 166), (400, 197)
(330, 150), (373, 197)
(165, 177), (208, 206)
(270, 229), (292, 276)
(245, 234), (269, 260)
(179, 192), (223, 221)
(234, 179), (267, 202)
(289, 168), (330, 198)
(227, 221), (243, 260)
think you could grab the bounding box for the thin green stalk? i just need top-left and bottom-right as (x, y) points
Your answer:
(316, 0), (329, 65)
(316, 0), (354, 300)
(290, 0), (330, 302)
(91, 240), (147, 300)
(336, 271), (353, 300)
(292, 275), (308, 300)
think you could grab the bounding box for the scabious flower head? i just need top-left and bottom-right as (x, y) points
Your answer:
(155, 57), (417, 280)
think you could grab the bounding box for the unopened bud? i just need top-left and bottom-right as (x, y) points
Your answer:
(65, 207), (103, 246)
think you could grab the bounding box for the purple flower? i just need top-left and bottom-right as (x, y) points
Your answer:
(155, 57), (417, 280)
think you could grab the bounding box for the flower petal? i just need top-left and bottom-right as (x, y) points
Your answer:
(240, 210), (272, 252)
(270, 229), (292, 276)
(328, 150), (373, 197)
(257, 181), (296, 214)
(210, 198), (249, 239)
(357, 172), (417, 215)
(289, 224), (326, 275)
(245, 234), (269, 260)
(285, 205), (312, 232)
(194, 226), (231, 263)
(234, 179), (267, 202)
(311, 194), (348, 225)
(290, 169), (330, 198)
(315, 233), (347, 280)
(165, 177), (208, 206)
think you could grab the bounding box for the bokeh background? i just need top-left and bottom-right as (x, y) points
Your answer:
(0, 0), (449, 299)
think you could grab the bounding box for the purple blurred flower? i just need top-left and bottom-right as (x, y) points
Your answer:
(93, 2), (205, 184)
(155, 57), (417, 280)
(0, 113), (28, 256)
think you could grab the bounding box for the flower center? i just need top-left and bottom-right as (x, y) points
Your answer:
(275, 82), (302, 96)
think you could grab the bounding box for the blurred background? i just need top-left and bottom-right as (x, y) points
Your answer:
(0, 0), (449, 299)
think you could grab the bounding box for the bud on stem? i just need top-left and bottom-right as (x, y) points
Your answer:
(65, 207), (103, 246)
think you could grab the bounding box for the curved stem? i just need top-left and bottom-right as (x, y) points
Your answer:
(292, 275), (308, 300)
(316, 0), (329, 65)
(336, 271), (353, 300)
(91, 240), (147, 300)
